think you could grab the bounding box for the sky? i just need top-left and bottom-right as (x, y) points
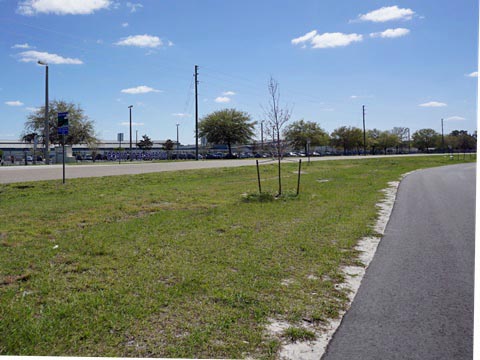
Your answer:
(0, 0), (478, 145)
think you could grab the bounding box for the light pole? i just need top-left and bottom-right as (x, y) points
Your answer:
(261, 120), (264, 151)
(38, 61), (49, 164)
(176, 123), (180, 152)
(441, 118), (445, 153)
(128, 105), (133, 161)
(362, 105), (366, 155)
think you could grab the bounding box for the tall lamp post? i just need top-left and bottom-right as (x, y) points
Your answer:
(441, 118), (445, 153)
(261, 120), (264, 150)
(176, 123), (180, 152)
(128, 105), (133, 161)
(38, 61), (49, 164)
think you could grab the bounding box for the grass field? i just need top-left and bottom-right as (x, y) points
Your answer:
(0, 155), (474, 358)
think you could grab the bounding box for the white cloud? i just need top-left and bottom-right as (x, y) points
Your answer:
(419, 101), (447, 107)
(5, 100), (24, 106)
(291, 30), (318, 45)
(350, 95), (374, 99)
(18, 50), (83, 64)
(26, 106), (39, 112)
(120, 121), (144, 126)
(121, 85), (160, 94)
(370, 28), (410, 38)
(222, 91), (236, 96)
(167, 41), (174, 47)
(172, 113), (191, 117)
(311, 32), (363, 49)
(121, 22), (129, 27)
(115, 34), (162, 48)
(126, 2), (143, 12)
(215, 97), (231, 103)
(466, 71), (478, 77)
(12, 43), (33, 49)
(17, 0), (111, 15)
(357, 6), (415, 23)
(292, 31), (362, 49)
(445, 116), (466, 121)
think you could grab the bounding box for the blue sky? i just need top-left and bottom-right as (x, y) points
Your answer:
(0, 0), (477, 144)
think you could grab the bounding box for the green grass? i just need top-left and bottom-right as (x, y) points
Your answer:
(283, 327), (316, 342)
(0, 155), (474, 358)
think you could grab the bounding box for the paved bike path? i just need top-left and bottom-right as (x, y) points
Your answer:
(322, 163), (475, 360)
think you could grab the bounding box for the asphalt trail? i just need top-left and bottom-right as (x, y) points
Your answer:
(322, 163), (475, 359)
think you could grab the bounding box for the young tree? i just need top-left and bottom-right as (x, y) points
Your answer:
(330, 126), (363, 155)
(23, 100), (98, 147)
(263, 77), (292, 195)
(284, 120), (329, 154)
(137, 134), (153, 150)
(199, 108), (255, 156)
(412, 128), (441, 152)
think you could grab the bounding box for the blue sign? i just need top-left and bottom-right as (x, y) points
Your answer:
(58, 126), (69, 135)
(57, 112), (69, 135)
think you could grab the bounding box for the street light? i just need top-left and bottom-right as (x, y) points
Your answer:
(441, 118), (445, 153)
(128, 105), (133, 161)
(38, 60), (49, 164)
(176, 123), (180, 152)
(261, 120), (264, 150)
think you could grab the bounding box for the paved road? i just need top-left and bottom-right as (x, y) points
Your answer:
(0, 154), (443, 184)
(322, 163), (475, 360)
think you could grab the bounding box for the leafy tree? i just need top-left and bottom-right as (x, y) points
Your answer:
(330, 126), (363, 155)
(23, 100), (98, 147)
(446, 130), (476, 151)
(22, 132), (37, 143)
(137, 134), (153, 150)
(199, 108), (255, 156)
(367, 128), (381, 154)
(412, 128), (441, 152)
(284, 120), (329, 154)
(378, 130), (401, 154)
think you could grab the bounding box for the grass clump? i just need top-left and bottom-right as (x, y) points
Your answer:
(242, 191), (275, 202)
(0, 155), (474, 358)
(283, 327), (316, 342)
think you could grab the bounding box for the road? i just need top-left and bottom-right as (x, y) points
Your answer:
(322, 163), (475, 360)
(0, 154), (443, 184)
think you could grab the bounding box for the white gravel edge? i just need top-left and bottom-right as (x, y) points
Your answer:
(270, 172), (413, 360)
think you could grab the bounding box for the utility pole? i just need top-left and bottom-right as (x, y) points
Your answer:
(194, 65), (199, 160)
(128, 105), (133, 161)
(362, 105), (366, 155)
(441, 118), (445, 153)
(407, 128), (411, 153)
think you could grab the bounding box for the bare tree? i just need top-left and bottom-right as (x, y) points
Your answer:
(263, 77), (292, 195)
